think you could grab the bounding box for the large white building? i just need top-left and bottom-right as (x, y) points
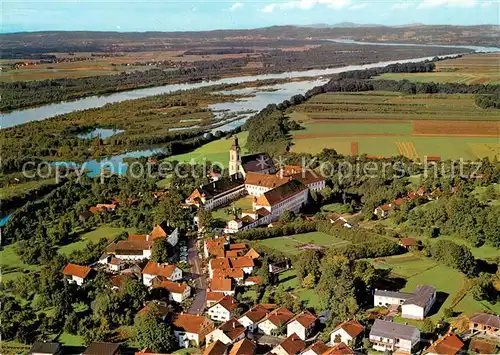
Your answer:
(369, 319), (420, 353)
(374, 285), (436, 320)
(142, 262), (183, 286)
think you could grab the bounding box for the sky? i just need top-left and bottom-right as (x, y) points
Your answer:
(2, 0), (499, 33)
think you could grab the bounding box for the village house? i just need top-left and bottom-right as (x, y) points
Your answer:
(152, 280), (191, 303)
(373, 204), (392, 218)
(204, 340), (228, 355)
(244, 276), (262, 286)
(272, 333), (305, 355)
(207, 295), (239, 322)
(287, 311), (317, 340)
(206, 291), (225, 307)
(245, 248), (260, 260)
(82, 342), (121, 355)
(142, 262), (183, 286)
(238, 304), (272, 332)
(206, 318), (246, 345)
(173, 313), (215, 348)
(229, 256), (254, 274)
(258, 307), (294, 335)
(106, 240), (153, 260)
(369, 319), (420, 353)
(204, 237), (228, 258)
(210, 274), (235, 296)
(301, 340), (331, 355)
(148, 223), (179, 246)
(469, 313), (500, 337)
(63, 263), (93, 286)
(329, 319), (364, 346)
(399, 238), (418, 249)
(424, 332), (464, 355)
(29, 341), (62, 355)
(374, 285), (436, 320)
(229, 338), (256, 355)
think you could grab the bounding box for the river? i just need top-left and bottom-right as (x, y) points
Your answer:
(3, 41), (498, 175)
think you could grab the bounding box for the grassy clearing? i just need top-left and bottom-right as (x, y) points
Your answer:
(56, 332), (85, 346)
(0, 244), (41, 283)
(370, 254), (438, 278)
(321, 203), (351, 214)
(256, 232), (350, 256)
(212, 196), (255, 222)
(168, 132), (248, 166)
(374, 54), (500, 85)
(58, 226), (131, 255)
(278, 269), (321, 310)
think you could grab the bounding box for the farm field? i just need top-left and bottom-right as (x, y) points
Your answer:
(58, 225), (131, 255)
(374, 53), (500, 84)
(370, 254), (500, 324)
(256, 232), (350, 256)
(168, 132), (249, 166)
(290, 91), (500, 160)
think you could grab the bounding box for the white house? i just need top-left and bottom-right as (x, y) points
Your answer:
(142, 262), (182, 286)
(206, 318), (246, 345)
(152, 280), (191, 303)
(258, 307), (294, 335)
(329, 319), (364, 346)
(173, 313), (214, 348)
(300, 340), (331, 355)
(374, 285), (436, 320)
(238, 304), (271, 332)
(107, 240), (153, 261)
(63, 263), (92, 286)
(207, 295), (239, 322)
(286, 311), (317, 340)
(401, 285), (436, 320)
(148, 224), (179, 246)
(369, 319), (420, 353)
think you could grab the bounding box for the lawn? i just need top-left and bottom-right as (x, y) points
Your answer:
(278, 269), (321, 310)
(56, 332), (85, 346)
(58, 225), (131, 255)
(321, 203), (351, 214)
(370, 253), (438, 278)
(212, 196), (255, 222)
(257, 232), (350, 256)
(168, 132), (249, 166)
(0, 244), (41, 283)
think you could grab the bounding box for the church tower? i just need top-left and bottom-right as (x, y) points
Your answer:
(229, 135), (241, 176)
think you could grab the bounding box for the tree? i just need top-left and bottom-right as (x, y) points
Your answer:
(422, 318), (435, 333)
(280, 210), (296, 223)
(471, 273), (497, 304)
(443, 308), (454, 319)
(134, 304), (176, 353)
(301, 273), (315, 289)
(295, 249), (322, 282)
(258, 259), (271, 286)
(197, 207), (213, 233)
(151, 238), (172, 263)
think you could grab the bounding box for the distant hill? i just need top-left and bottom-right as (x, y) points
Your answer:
(303, 22), (386, 28)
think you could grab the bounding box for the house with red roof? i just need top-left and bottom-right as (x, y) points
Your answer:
(424, 332), (464, 355)
(142, 261), (182, 286)
(238, 304), (272, 332)
(207, 318), (246, 345)
(204, 340), (228, 355)
(151, 279), (191, 303)
(272, 333), (305, 355)
(229, 338), (256, 355)
(207, 295), (239, 322)
(172, 313), (215, 348)
(329, 319), (364, 347)
(63, 263), (93, 286)
(258, 307), (294, 335)
(287, 311), (317, 340)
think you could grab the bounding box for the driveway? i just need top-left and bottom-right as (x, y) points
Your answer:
(187, 237), (206, 315)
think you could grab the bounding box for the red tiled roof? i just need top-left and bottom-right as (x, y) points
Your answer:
(278, 333), (305, 355)
(324, 342), (353, 355)
(109, 257), (122, 266)
(244, 172), (289, 189)
(240, 304), (270, 323)
(111, 274), (132, 289)
(265, 307), (294, 327)
(214, 268), (244, 279)
(128, 234), (147, 241)
(152, 280), (189, 294)
(255, 180), (307, 207)
(378, 204), (392, 212)
(142, 262), (178, 278)
(334, 319), (364, 338)
(229, 256), (254, 268)
(149, 224), (167, 240)
(400, 238), (417, 247)
(218, 318), (246, 341)
(113, 240), (153, 252)
(215, 295), (239, 312)
(204, 340), (228, 355)
(425, 333), (464, 355)
(63, 263), (91, 279)
(289, 311), (317, 328)
(173, 313), (214, 335)
(290, 170), (325, 186)
(207, 292), (225, 303)
(211, 276), (233, 292)
(245, 248), (260, 260)
(229, 243), (247, 250)
(225, 250), (244, 258)
(229, 338), (255, 355)
(302, 340), (331, 355)
(245, 276), (262, 284)
(137, 302), (169, 317)
(393, 198), (405, 206)
(210, 258), (231, 271)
